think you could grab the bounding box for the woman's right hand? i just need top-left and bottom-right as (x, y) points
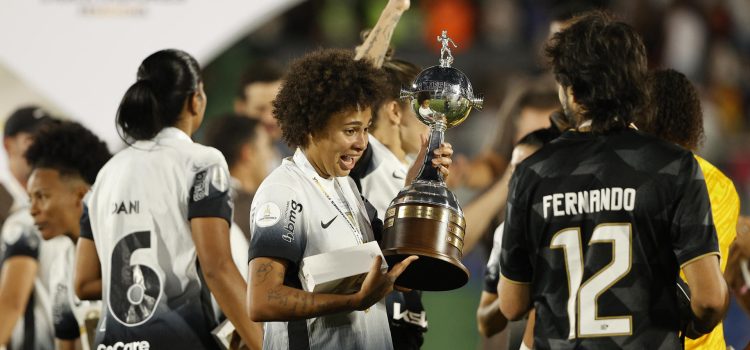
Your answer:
(355, 255), (418, 310)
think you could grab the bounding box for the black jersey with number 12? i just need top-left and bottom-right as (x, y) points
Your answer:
(500, 128), (719, 350)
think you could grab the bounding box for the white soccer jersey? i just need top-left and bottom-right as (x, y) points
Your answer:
(48, 235), (102, 344)
(0, 171), (30, 214)
(86, 127), (232, 350)
(0, 209), (66, 350)
(248, 149), (392, 350)
(358, 135), (410, 218)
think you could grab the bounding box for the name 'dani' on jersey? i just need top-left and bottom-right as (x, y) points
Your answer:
(542, 187), (636, 218)
(112, 200), (140, 215)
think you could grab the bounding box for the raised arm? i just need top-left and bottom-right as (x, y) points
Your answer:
(247, 255), (416, 321)
(354, 0), (410, 67)
(462, 169), (511, 254)
(192, 217), (263, 350)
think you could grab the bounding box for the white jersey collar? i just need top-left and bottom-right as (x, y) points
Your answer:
(156, 127), (193, 143)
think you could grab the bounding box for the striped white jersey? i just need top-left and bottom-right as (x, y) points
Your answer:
(248, 149), (392, 350)
(86, 127), (232, 350)
(358, 135), (410, 219)
(0, 209), (67, 350)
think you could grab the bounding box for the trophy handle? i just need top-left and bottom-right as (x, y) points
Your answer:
(471, 96), (484, 110)
(414, 122), (446, 183)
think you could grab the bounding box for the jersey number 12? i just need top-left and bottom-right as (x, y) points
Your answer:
(551, 223), (632, 338)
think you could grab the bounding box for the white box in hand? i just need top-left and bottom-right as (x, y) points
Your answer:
(299, 241), (387, 294)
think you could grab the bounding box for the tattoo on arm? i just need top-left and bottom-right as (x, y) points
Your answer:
(355, 11), (403, 67)
(254, 261), (274, 285)
(265, 284), (353, 318)
(267, 286), (289, 306)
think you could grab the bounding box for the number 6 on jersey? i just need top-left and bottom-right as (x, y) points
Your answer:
(108, 231), (164, 326)
(551, 223), (632, 338)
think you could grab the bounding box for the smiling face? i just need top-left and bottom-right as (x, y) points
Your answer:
(27, 168), (86, 240)
(304, 108), (371, 178)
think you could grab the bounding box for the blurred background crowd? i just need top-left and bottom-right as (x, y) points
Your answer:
(2, 0), (750, 349)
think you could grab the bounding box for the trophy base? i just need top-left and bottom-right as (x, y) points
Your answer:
(383, 247), (469, 291)
(382, 203), (469, 291)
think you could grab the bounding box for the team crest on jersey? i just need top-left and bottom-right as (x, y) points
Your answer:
(255, 202), (281, 227)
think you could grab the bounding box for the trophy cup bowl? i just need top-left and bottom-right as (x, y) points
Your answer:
(382, 37), (483, 291)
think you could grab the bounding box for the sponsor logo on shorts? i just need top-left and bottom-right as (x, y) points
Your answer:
(393, 302), (428, 328)
(255, 202), (281, 228)
(97, 341), (150, 350)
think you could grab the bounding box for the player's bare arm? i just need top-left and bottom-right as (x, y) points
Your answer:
(463, 169), (511, 254)
(73, 238), (102, 300)
(354, 0), (409, 67)
(682, 254), (729, 338)
(247, 255), (417, 321)
(476, 291), (508, 337)
(497, 276), (531, 321)
(191, 217), (263, 350)
(0, 256), (37, 345)
(726, 216), (750, 314)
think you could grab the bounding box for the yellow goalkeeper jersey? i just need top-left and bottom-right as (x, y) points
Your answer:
(683, 155), (739, 350)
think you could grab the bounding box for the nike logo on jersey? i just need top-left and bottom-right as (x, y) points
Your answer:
(321, 216), (337, 229)
(392, 170), (405, 180)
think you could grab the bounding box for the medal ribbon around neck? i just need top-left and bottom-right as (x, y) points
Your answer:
(312, 178), (363, 245)
(293, 149), (363, 245)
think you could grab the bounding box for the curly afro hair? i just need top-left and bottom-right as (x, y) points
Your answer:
(545, 11), (648, 133)
(273, 48), (387, 148)
(640, 69), (704, 151)
(25, 121), (112, 185)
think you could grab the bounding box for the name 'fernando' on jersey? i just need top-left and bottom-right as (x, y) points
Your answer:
(500, 129), (719, 350)
(85, 128), (232, 350)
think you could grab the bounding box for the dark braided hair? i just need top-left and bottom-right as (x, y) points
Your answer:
(640, 69), (704, 151)
(116, 49), (202, 142)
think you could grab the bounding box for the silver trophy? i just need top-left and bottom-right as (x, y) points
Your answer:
(382, 31), (483, 291)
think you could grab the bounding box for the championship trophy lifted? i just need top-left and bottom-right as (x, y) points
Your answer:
(382, 31), (483, 291)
